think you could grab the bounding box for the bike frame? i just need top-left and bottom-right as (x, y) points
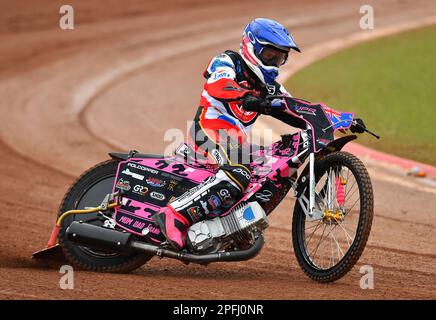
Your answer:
(108, 96), (358, 238)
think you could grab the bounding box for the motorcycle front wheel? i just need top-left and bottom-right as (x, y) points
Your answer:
(292, 151), (374, 283)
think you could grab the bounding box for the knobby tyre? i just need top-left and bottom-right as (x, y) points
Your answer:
(292, 151), (374, 283)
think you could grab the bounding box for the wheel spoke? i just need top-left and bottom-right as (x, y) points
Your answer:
(305, 220), (323, 246)
(344, 168), (351, 197)
(305, 222), (322, 230)
(346, 196), (360, 215)
(330, 226), (345, 260)
(336, 219), (354, 246)
(345, 186), (359, 204)
(344, 179), (357, 200)
(329, 226), (334, 267)
(309, 224), (327, 258)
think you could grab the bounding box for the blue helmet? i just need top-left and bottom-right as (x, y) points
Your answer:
(240, 18), (300, 84)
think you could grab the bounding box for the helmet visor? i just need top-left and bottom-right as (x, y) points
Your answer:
(259, 46), (289, 67)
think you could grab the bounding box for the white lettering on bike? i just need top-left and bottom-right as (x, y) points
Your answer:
(219, 189), (231, 201)
(175, 176), (215, 202)
(133, 185), (148, 195)
(233, 168), (251, 181)
(211, 149), (224, 165)
(150, 191), (165, 201)
(122, 168), (144, 180)
(255, 190), (273, 202)
(127, 162), (158, 174)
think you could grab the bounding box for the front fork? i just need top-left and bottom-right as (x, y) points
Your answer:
(309, 152), (317, 216)
(306, 151), (327, 220)
(295, 129), (325, 221)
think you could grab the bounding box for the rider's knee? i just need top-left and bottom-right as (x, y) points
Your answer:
(218, 165), (252, 193)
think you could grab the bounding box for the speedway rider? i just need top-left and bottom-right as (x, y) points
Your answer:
(153, 18), (365, 250)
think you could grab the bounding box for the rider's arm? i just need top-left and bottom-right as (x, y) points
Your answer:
(267, 83), (306, 128)
(269, 107), (306, 129)
(203, 53), (251, 101)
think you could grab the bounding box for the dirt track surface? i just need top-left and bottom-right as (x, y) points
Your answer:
(0, 0), (435, 299)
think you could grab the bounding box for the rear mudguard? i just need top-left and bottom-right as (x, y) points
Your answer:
(109, 150), (163, 160)
(294, 135), (357, 197)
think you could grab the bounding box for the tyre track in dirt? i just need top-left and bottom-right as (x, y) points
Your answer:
(0, 0), (435, 299)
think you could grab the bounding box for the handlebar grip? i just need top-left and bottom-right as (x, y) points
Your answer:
(264, 94), (286, 101)
(270, 99), (284, 108)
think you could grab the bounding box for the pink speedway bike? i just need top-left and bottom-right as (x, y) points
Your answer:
(36, 96), (378, 283)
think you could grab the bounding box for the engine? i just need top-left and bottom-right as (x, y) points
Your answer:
(186, 201), (269, 253)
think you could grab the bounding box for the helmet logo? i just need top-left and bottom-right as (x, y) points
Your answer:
(266, 85), (276, 95)
(247, 31), (256, 44)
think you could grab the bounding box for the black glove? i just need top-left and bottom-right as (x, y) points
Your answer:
(350, 118), (366, 133)
(242, 93), (271, 115)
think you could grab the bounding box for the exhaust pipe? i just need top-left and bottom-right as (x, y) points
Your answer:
(66, 221), (132, 254)
(66, 221), (264, 264)
(129, 236), (264, 264)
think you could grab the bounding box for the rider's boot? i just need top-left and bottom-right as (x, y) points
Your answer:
(153, 167), (251, 250)
(152, 205), (191, 250)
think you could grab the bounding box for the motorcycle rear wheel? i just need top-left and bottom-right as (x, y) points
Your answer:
(58, 159), (153, 273)
(292, 151), (374, 283)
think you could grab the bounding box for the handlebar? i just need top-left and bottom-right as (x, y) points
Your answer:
(263, 95), (286, 110)
(263, 95), (381, 139)
(352, 120), (380, 139)
(264, 95), (287, 101)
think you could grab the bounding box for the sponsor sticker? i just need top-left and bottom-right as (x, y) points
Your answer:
(316, 138), (331, 146)
(132, 184), (148, 196)
(146, 177), (166, 188)
(242, 206), (255, 221)
(213, 71), (232, 80)
(122, 168), (144, 181)
(211, 149), (224, 165)
(150, 191), (165, 201)
(233, 168), (251, 181)
(218, 188), (232, 202)
(176, 176), (214, 201)
(255, 189), (273, 202)
(208, 195), (221, 209)
(187, 206), (201, 221)
(166, 180), (178, 191)
(127, 162), (158, 174)
(200, 199), (209, 214)
(116, 178), (131, 191)
(295, 106), (316, 116)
